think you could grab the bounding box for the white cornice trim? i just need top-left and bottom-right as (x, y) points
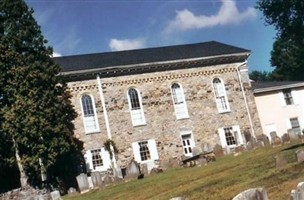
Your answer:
(253, 83), (304, 93)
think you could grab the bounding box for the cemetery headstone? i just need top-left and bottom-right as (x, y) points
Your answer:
(192, 146), (202, 156)
(50, 190), (61, 200)
(125, 160), (140, 179)
(213, 144), (224, 157)
(76, 173), (90, 194)
(281, 133), (290, 144)
(275, 154), (287, 169)
(232, 188), (268, 200)
(269, 131), (277, 143)
(296, 149), (304, 163)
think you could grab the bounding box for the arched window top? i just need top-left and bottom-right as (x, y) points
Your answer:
(81, 95), (94, 117)
(128, 88), (140, 110)
(212, 77), (230, 113)
(213, 77), (221, 84)
(171, 83), (181, 89)
(80, 94), (99, 133)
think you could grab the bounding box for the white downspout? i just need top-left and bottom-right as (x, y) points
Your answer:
(96, 74), (117, 168)
(236, 61), (256, 138)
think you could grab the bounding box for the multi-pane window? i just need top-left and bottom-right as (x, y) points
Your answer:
(213, 78), (230, 113)
(224, 127), (236, 146)
(85, 148), (111, 172)
(128, 88), (145, 126)
(283, 89), (294, 105)
(181, 134), (193, 156)
(132, 139), (159, 163)
(171, 83), (189, 119)
(91, 149), (103, 169)
(81, 95), (99, 133)
(290, 118), (301, 134)
(138, 141), (151, 161)
(218, 125), (243, 148)
(128, 88), (141, 110)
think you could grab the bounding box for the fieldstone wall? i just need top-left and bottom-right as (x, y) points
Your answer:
(67, 63), (262, 168)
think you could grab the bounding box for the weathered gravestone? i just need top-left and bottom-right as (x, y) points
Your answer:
(296, 149), (304, 163)
(269, 131), (278, 143)
(213, 144), (224, 157)
(103, 174), (113, 186)
(197, 157), (207, 166)
(141, 163), (149, 175)
(50, 190), (61, 200)
(76, 173), (90, 194)
(291, 182), (304, 200)
(91, 171), (103, 188)
(202, 143), (211, 152)
(275, 154), (287, 169)
(67, 187), (77, 195)
(281, 133), (290, 144)
(125, 160), (140, 179)
(192, 146), (202, 156)
(257, 134), (270, 146)
(288, 129), (300, 141)
(232, 188), (268, 200)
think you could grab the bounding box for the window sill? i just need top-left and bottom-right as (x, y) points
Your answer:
(132, 123), (147, 127)
(85, 130), (100, 135)
(176, 116), (190, 120)
(218, 110), (231, 114)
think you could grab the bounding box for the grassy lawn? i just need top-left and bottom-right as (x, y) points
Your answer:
(63, 142), (304, 200)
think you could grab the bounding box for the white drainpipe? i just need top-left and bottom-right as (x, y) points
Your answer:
(236, 61), (256, 138)
(96, 74), (117, 168)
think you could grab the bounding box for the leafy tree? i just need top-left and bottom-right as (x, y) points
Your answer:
(249, 70), (275, 81)
(257, 0), (304, 80)
(0, 0), (83, 189)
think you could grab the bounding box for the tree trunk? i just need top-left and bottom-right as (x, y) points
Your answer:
(13, 138), (28, 188)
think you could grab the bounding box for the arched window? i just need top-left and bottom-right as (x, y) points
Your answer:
(171, 83), (189, 119)
(127, 88), (145, 126)
(81, 94), (99, 133)
(213, 78), (230, 113)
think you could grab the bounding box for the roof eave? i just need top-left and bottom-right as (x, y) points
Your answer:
(60, 52), (250, 81)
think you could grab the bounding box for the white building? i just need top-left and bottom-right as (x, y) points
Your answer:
(252, 81), (304, 141)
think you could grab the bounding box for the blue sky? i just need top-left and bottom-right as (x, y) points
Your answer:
(24, 0), (276, 72)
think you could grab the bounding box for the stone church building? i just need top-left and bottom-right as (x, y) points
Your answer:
(54, 41), (262, 173)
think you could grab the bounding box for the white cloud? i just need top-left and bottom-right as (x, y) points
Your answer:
(109, 38), (146, 51)
(52, 52), (62, 57)
(164, 0), (257, 33)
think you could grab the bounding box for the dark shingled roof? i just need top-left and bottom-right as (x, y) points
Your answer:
(54, 41), (250, 73)
(252, 81), (304, 93)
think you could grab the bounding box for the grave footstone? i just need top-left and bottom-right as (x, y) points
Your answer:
(197, 157), (207, 166)
(296, 149), (304, 163)
(67, 187), (77, 195)
(76, 173), (90, 194)
(232, 188), (268, 200)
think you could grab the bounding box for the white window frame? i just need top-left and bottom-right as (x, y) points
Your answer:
(180, 132), (195, 157)
(171, 83), (189, 119)
(282, 89), (294, 105)
(218, 125), (243, 148)
(84, 148), (111, 172)
(212, 78), (230, 113)
(289, 117), (301, 134)
(132, 139), (159, 164)
(80, 94), (100, 134)
(127, 88), (146, 126)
